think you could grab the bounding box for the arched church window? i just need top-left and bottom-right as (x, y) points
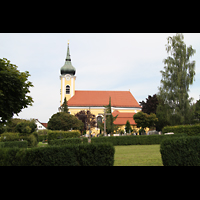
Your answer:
(97, 116), (102, 128)
(66, 85), (70, 94)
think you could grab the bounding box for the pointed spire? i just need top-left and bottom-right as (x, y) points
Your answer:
(60, 41), (76, 76)
(66, 42), (71, 61)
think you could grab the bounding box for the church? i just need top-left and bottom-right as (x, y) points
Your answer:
(59, 42), (142, 135)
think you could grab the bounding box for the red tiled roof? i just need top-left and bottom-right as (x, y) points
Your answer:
(41, 123), (48, 128)
(112, 110), (137, 125)
(68, 90), (141, 108)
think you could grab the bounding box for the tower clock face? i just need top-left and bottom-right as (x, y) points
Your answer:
(65, 75), (70, 81)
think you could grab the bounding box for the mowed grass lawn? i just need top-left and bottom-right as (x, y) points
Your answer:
(114, 145), (163, 166)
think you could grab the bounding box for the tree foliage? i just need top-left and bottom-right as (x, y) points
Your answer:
(104, 97), (118, 134)
(97, 97), (118, 135)
(125, 120), (131, 133)
(0, 58), (33, 123)
(194, 100), (200, 122)
(47, 112), (84, 131)
(158, 33), (196, 125)
(15, 120), (37, 136)
(133, 111), (158, 130)
(139, 94), (158, 114)
(75, 110), (96, 131)
(60, 97), (69, 113)
(1, 118), (37, 135)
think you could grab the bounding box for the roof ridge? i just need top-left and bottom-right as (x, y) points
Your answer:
(75, 90), (131, 92)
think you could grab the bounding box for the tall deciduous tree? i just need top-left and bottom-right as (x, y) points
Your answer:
(0, 58), (34, 123)
(194, 100), (200, 122)
(158, 33), (196, 125)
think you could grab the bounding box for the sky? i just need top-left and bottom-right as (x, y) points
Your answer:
(0, 33), (200, 122)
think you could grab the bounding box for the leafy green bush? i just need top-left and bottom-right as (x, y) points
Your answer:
(91, 134), (185, 146)
(0, 132), (19, 141)
(38, 135), (48, 142)
(0, 143), (115, 166)
(19, 133), (38, 147)
(160, 136), (200, 166)
(0, 141), (28, 148)
(32, 132), (39, 143)
(47, 112), (84, 131)
(4, 118), (37, 134)
(47, 130), (81, 141)
(48, 137), (88, 145)
(0, 143), (5, 148)
(37, 129), (48, 136)
(162, 124), (200, 136)
(0, 148), (26, 166)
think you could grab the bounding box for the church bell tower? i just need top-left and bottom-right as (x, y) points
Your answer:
(60, 41), (76, 106)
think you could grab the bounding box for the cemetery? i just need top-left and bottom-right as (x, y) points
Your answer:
(0, 123), (200, 166)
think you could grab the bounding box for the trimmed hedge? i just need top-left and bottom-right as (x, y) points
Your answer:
(160, 136), (200, 166)
(0, 143), (115, 166)
(0, 132), (19, 141)
(48, 137), (88, 146)
(0, 132), (38, 147)
(47, 130), (81, 141)
(162, 124), (200, 136)
(19, 134), (38, 147)
(0, 141), (28, 148)
(0, 143), (5, 148)
(91, 134), (185, 146)
(38, 135), (48, 142)
(0, 148), (26, 166)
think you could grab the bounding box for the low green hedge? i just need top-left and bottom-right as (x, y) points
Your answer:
(19, 134), (38, 147)
(0, 143), (115, 166)
(160, 136), (200, 166)
(48, 137), (88, 145)
(38, 135), (48, 142)
(162, 124), (200, 136)
(0, 132), (19, 141)
(0, 141), (28, 148)
(91, 134), (185, 146)
(47, 130), (81, 141)
(0, 132), (38, 147)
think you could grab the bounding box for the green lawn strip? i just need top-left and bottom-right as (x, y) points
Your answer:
(37, 142), (48, 147)
(114, 145), (163, 166)
(36, 142), (162, 166)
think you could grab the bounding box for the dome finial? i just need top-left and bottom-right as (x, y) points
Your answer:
(60, 43), (76, 76)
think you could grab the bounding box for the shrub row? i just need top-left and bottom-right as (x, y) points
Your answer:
(160, 136), (200, 166)
(0, 132), (20, 141)
(0, 132), (38, 147)
(91, 134), (185, 146)
(47, 130), (81, 141)
(38, 135), (48, 142)
(48, 137), (88, 145)
(0, 141), (28, 148)
(162, 124), (200, 136)
(0, 143), (115, 166)
(20, 134), (38, 147)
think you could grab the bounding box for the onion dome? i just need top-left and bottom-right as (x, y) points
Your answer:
(60, 42), (76, 75)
